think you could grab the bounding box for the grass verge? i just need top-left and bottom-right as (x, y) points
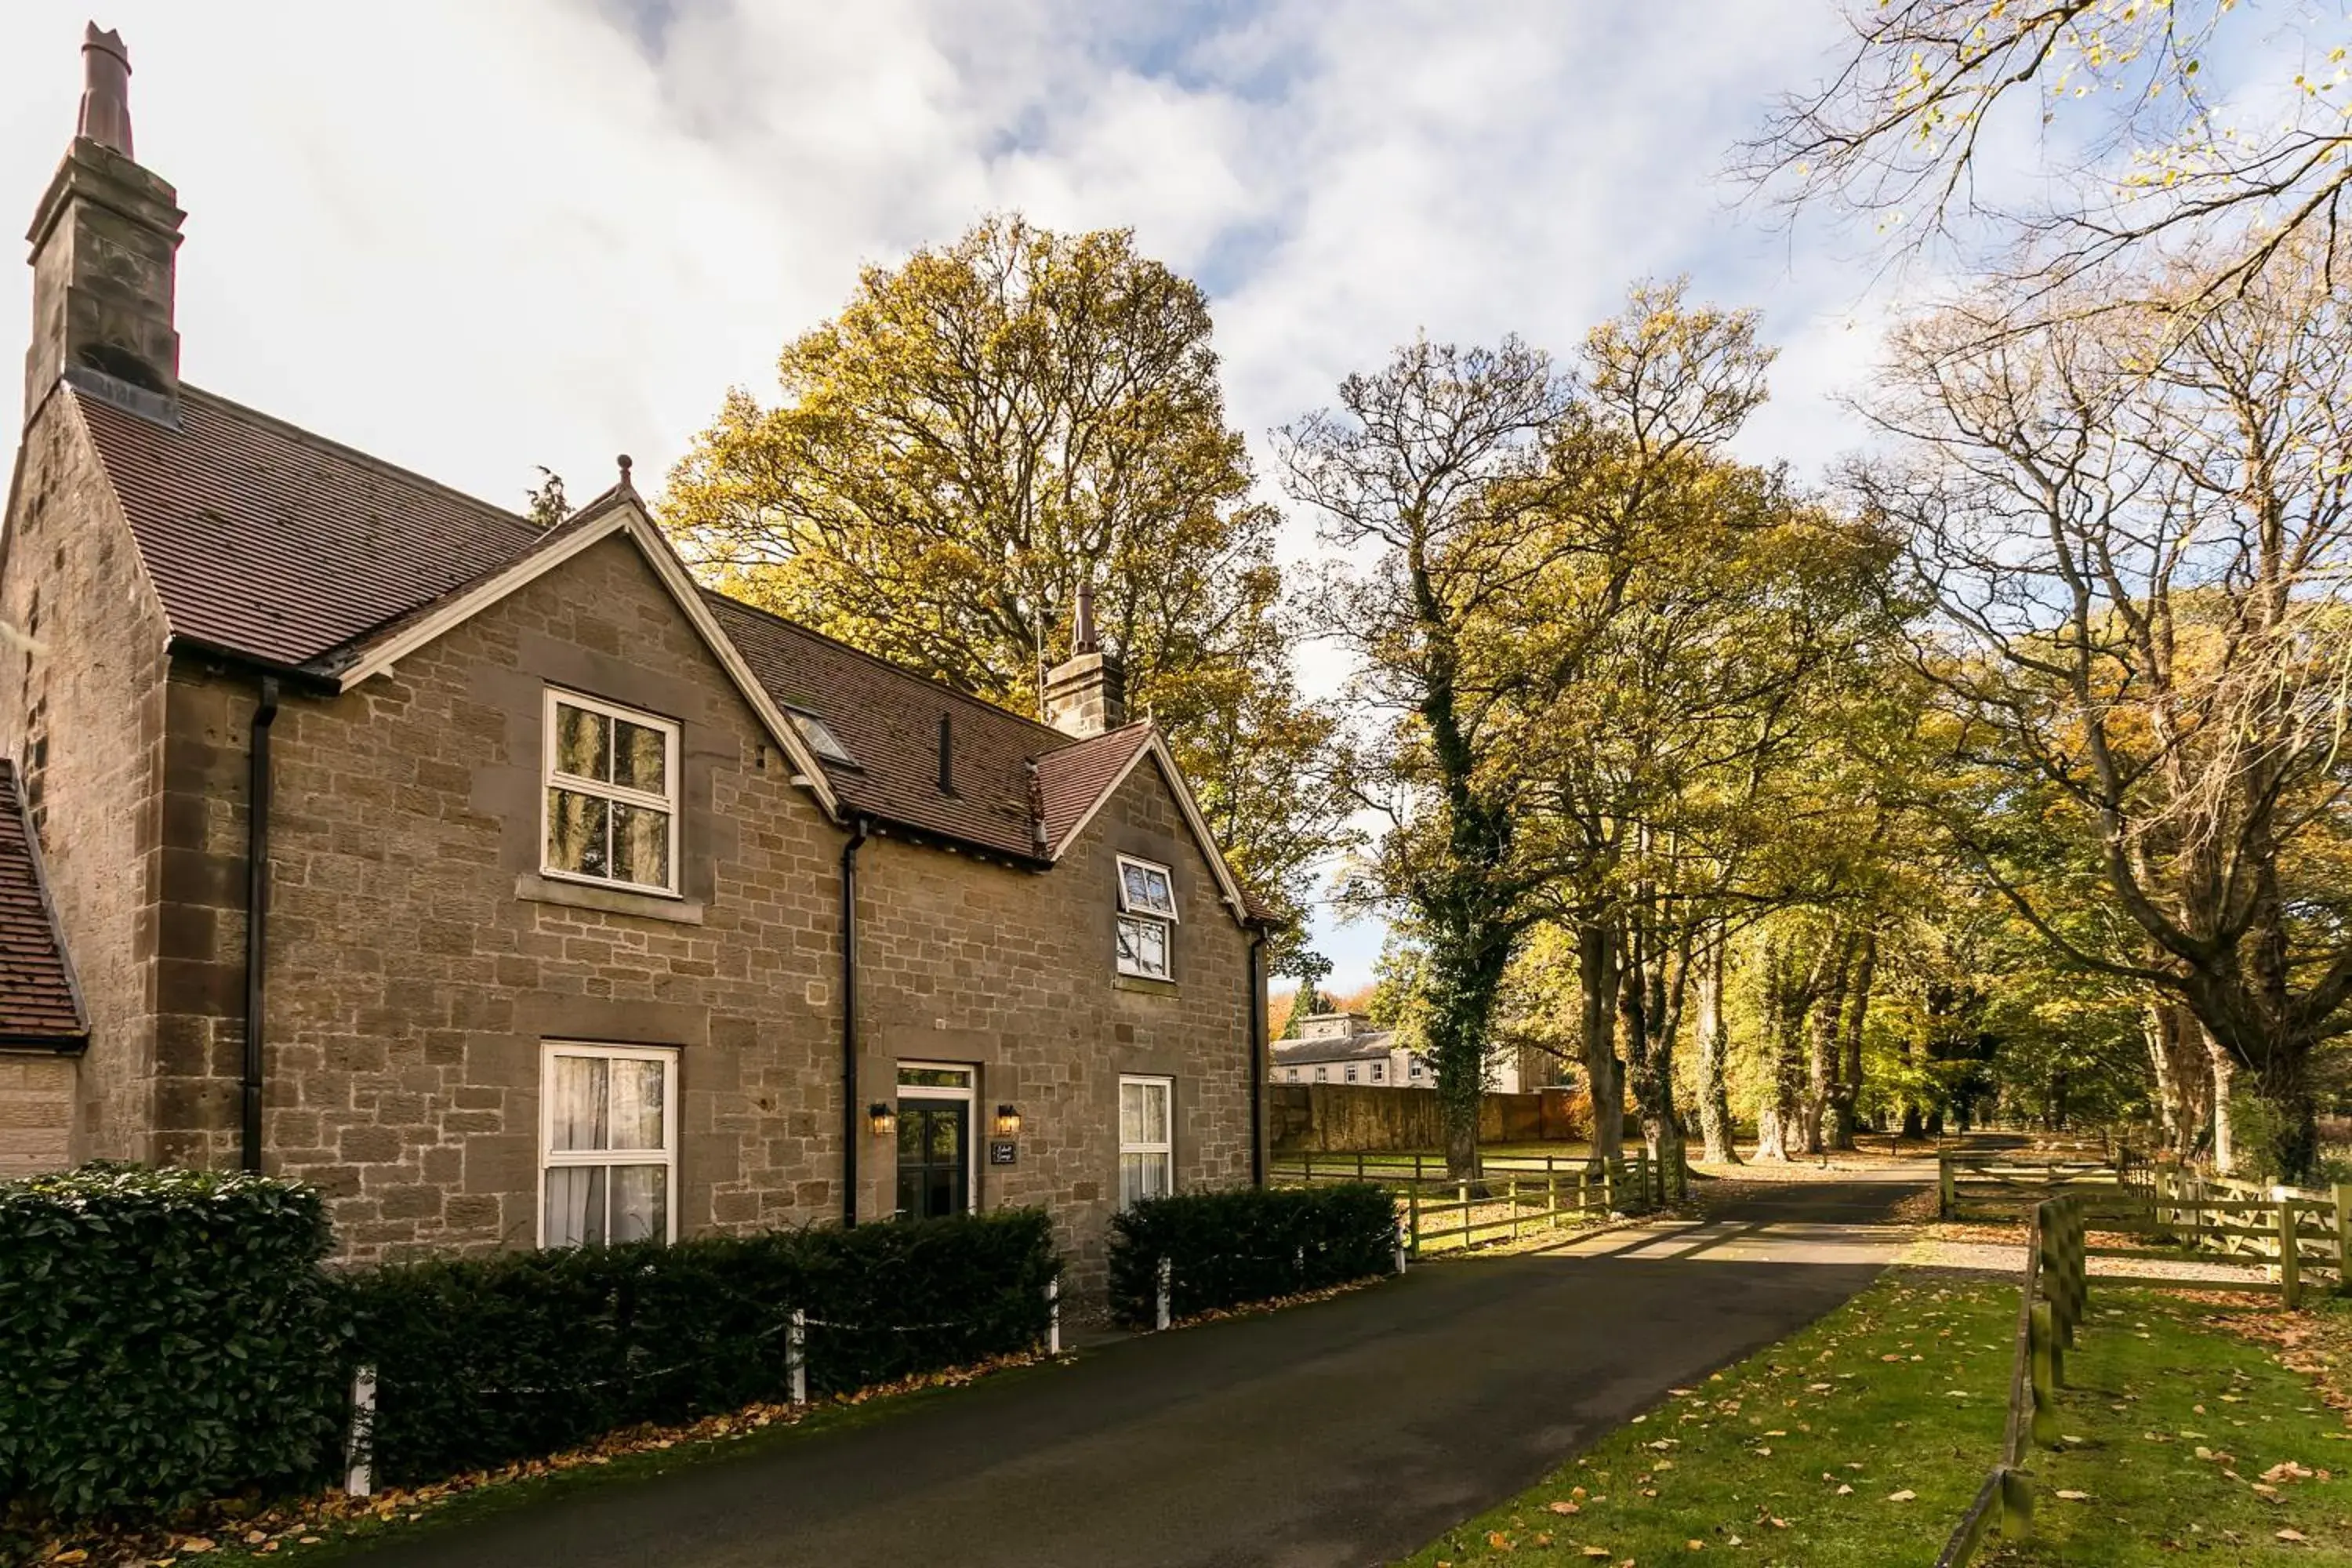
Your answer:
(1399, 1269), (2352, 1567)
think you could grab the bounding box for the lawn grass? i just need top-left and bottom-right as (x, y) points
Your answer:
(1399, 1271), (2352, 1567)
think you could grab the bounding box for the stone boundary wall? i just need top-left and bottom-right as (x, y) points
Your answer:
(1268, 1083), (1585, 1153)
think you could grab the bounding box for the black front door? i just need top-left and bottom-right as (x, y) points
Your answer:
(896, 1098), (969, 1218)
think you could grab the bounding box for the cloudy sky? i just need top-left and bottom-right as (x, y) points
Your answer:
(0, 2), (1920, 989)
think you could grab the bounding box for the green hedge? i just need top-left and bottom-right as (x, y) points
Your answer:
(346, 1207), (1058, 1484)
(0, 1164), (343, 1517)
(1, 1163), (1061, 1517)
(1105, 1184), (1396, 1327)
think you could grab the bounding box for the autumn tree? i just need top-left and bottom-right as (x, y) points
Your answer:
(662, 216), (1351, 949)
(1859, 244), (2352, 1180)
(1746, 0), (2352, 300)
(1507, 286), (1901, 1182)
(1281, 338), (1571, 1177)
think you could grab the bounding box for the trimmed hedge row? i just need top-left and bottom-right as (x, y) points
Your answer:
(1, 1163), (1059, 1516)
(350, 1207), (1057, 1484)
(1105, 1183), (1396, 1327)
(0, 1164), (344, 1516)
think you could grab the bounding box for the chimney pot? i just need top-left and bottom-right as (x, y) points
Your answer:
(25, 23), (183, 425)
(1042, 576), (1127, 738)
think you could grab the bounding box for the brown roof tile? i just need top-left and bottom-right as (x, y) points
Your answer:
(1033, 724), (1155, 852)
(74, 383), (542, 668)
(705, 592), (1072, 863)
(0, 761), (86, 1047)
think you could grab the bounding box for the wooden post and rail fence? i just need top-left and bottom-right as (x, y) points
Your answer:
(1267, 1148), (1661, 1258)
(1938, 1147), (2350, 1306)
(1935, 1194), (2089, 1566)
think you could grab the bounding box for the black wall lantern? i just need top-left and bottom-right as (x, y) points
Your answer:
(869, 1101), (897, 1138)
(993, 1103), (1022, 1138)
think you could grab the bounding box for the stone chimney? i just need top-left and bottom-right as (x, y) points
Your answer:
(24, 24), (183, 426)
(1043, 578), (1128, 739)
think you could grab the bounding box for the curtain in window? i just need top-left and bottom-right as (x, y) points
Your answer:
(545, 1054), (669, 1247)
(1118, 1079), (1172, 1208)
(1119, 1151), (1171, 1208)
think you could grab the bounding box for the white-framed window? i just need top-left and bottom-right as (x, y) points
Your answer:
(1313, 1065), (1328, 1082)
(1410, 1058), (1426, 1080)
(1114, 854), (1177, 982)
(540, 1042), (677, 1248)
(1284, 1068), (1301, 1082)
(1370, 1062), (1385, 1082)
(543, 688), (680, 894)
(1344, 1064), (1359, 1083)
(1118, 1074), (1174, 1209)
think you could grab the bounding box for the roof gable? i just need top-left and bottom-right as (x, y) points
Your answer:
(326, 493), (841, 818)
(1036, 726), (1253, 924)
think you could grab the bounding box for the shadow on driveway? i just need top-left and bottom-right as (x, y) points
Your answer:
(339, 1177), (1914, 1568)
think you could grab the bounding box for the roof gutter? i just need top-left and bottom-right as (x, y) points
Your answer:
(241, 674), (279, 1174)
(0, 1031), (87, 1051)
(840, 815), (871, 1226)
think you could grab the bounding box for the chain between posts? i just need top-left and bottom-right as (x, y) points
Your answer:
(343, 1281), (1067, 1490)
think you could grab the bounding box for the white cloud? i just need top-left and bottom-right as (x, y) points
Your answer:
(2, 0), (1930, 984)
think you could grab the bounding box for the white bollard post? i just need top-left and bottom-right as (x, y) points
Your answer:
(1393, 1218), (1408, 1275)
(1047, 1276), (1062, 1356)
(787, 1308), (808, 1405)
(1156, 1256), (1173, 1331)
(343, 1364), (376, 1498)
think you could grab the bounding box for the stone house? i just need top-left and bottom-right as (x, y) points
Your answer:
(0, 31), (1274, 1294)
(1269, 1011), (1530, 1094)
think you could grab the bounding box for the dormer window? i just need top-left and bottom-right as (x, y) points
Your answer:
(787, 708), (856, 768)
(543, 688), (679, 895)
(1114, 854), (1177, 982)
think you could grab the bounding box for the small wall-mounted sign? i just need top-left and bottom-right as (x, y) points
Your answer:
(989, 1140), (1018, 1166)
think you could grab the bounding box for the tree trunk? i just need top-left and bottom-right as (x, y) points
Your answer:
(2205, 1028), (2237, 1175)
(1622, 916), (1695, 1203)
(1755, 941), (1808, 1163)
(1801, 935), (1852, 1155)
(1694, 936), (1739, 1163)
(1578, 920), (1626, 1170)
(1828, 931), (1875, 1150)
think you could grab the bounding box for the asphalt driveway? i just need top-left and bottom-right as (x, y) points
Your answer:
(339, 1174), (1915, 1568)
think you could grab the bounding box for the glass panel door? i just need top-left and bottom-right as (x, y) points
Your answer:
(895, 1098), (970, 1218)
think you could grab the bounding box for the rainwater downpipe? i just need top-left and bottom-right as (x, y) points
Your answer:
(1247, 931), (1267, 1188)
(839, 815), (870, 1225)
(241, 674), (280, 1174)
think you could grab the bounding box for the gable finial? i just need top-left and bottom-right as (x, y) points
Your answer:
(78, 24), (133, 158)
(615, 453), (635, 493)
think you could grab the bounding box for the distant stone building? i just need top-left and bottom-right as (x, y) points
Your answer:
(1269, 1011), (1531, 1094)
(0, 31), (1276, 1294)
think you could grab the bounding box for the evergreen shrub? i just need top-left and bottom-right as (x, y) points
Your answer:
(0, 1163), (343, 1517)
(1105, 1183), (1396, 1327)
(345, 1207), (1058, 1483)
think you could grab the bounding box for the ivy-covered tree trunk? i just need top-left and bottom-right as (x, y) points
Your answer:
(1694, 936), (1739, 1163)
(1424, 917), (1513, 1181)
